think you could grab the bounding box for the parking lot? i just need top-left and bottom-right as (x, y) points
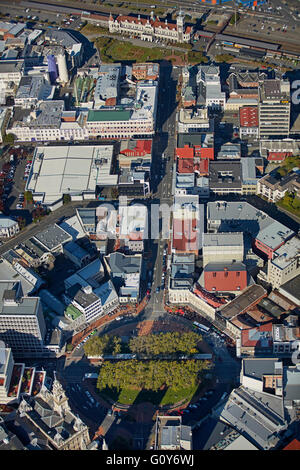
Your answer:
(0, 147), (39, 227)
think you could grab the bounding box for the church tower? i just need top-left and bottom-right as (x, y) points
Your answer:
(176, 10), (185, 43)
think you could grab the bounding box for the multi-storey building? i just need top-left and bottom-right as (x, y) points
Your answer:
(239, 106), (259, 139)
(0, 60), (23, 87)
(257, 173), (300, 203)
(0, 216), (19, 238)
(266, 236), (300, 289)
(0, 281), (46, 357)
(207, 201), (294, 259)
(202, 232), (244, 267)
(258, 79), (290, 138)
(196, 65), (226, 110)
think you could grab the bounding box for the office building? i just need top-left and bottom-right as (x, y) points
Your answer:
(0, 281), (46, 357)
(258, 80), (290, 138)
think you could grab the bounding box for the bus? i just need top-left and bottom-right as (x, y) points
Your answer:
(193, 321), (210, 333)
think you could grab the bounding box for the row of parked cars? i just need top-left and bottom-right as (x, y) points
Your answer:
(16, 192), (24, 210)
(23, 160), (32, 180)
(75, 330), (97, 350)
(0, 160), (16, 211)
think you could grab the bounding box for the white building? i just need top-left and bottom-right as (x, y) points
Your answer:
(0, 215), (19, 238)
(64, 260), (118, 324)
(108, 11), (192, 43)
(258, 79), (290, 138)
(177, 108), (210, 133)
(14, 75), (55, 109)
(85, 80), (158, 139)
(26, 145), (117, 210)
(196, 65), (225, 110)
(0, 60), (23, 86)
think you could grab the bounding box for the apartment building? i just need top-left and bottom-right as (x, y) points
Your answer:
(257, 173), (300, 203)
(258, 80), (290, 138)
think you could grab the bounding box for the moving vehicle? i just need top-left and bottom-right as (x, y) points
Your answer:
(193, 321), (210, 333)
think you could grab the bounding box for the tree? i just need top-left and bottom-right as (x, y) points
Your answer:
(63, 194), (71, 204)
(84, 334), (110, 357)
(17, 216), (26, 230)
(3, 133), (16, 145)
(111, 187), (119, 199)
(24, 191), (33, 204)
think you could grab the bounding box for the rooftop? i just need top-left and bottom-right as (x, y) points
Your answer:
(26, 145), (115, 205)
(33, 224), (71, 251)
(203, 232), (243, 247)
(271, 236), (300, 270)
(207, 201), (294, 251)
(219, 284), (267, 319)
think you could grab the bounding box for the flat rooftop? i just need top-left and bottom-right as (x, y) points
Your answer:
(26, 145), (114, 205)
(203, 232), (243, 247)
(33, 224), (71, 251)
(271, 236), (300, 270)
(207, 201), (294, 251)
(218, 284), (267, 319)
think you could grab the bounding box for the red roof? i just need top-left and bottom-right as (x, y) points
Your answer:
(83, 13), (109, 21)
(178, 158), (194, 173)
(268, 152), (292, 161)
(241, 322), (273, 348)
(121, 139), (152, 157)
(283, 439), (300, 451)
(153, 19), (177, 30)
(117, 15), (149, 25)
(136, 139), (152, 154)
(204, 266), (248, 292)
(176, 146), (194, 159)
(200, 147), (214, 160)
(239, 106), (259, 128)
(194, 159), (209, 175)
(172, 218), (199, 253)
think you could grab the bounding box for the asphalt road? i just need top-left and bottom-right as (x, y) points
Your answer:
(141, 65), (180, 321)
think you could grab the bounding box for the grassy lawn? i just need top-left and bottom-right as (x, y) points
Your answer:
(94, 37), (184, 63)
(277, 197), (300, 219)
(93, 36), (207, 65)
(277, 156), (300, 177)
(97, 382), (203, 406)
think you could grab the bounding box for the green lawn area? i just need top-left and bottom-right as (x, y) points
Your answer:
(277, 197), (300, 219)
(97, 382), (202, 407)
(277, 156), (300, 177)
(93, 36), (207, 65)
(94, 37), (182, 63)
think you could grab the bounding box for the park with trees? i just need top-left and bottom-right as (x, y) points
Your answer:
(85, 331), (212, 407)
